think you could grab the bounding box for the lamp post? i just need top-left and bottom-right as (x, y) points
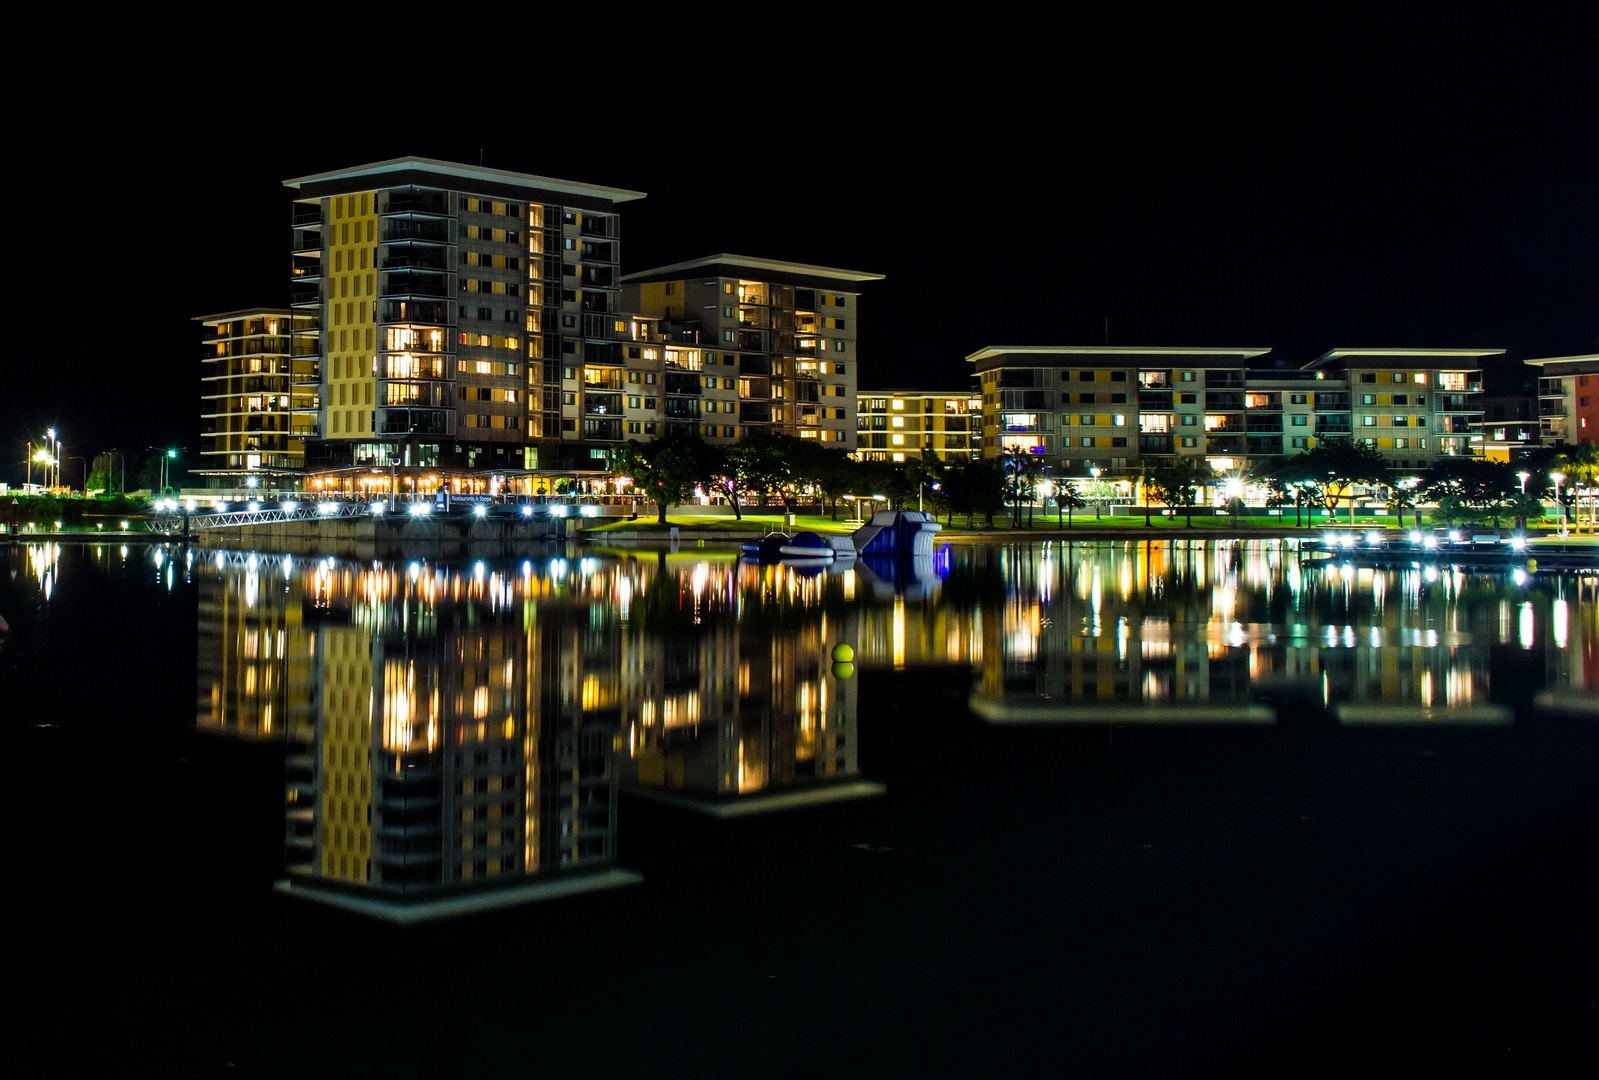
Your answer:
(47, 428), (58, 490)
(1552, 472), (1565, 536)
(1517, 471), (1529, 494)
(1090, 465), (1101, 519)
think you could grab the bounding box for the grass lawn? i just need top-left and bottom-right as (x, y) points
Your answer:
(583, 514), (856, 534)
(933, 513), (1415, 531)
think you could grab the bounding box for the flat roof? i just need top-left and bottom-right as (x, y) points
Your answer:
(967, 346), (1272, 364)
(1525, 352), (1599, 368)
(284, 156), (645, 205)
(1309, 347), (1504, 369)
(873, 387), (979, 396)
(621, 254), (885, 288)
(193, 308), (297, 322)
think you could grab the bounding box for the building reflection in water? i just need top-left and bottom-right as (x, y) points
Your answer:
(188, 539), (1599, 916)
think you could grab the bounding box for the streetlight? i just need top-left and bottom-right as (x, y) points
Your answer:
(1089, 465), (1102, 519)
(1552, 472), (1565, 536)
(1516, 471), (1529, 494)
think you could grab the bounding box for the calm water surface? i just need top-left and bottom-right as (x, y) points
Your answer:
(3, 538), (1595, 1077)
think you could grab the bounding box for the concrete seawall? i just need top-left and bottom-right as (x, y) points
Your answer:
(195, 515), (567, 559)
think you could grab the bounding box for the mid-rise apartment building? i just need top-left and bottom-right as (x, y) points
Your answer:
(855, 390), (982, 463)
(197, 309), (319, 480)
(1528, 353), (1599, 446)
(969, 345), (1493, 475)
(620, 256), (883, 453)
(283, 157), (645, 475)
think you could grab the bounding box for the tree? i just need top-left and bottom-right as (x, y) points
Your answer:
(1000, 451), (1043, 528)
(1386, 480), (1421, 530)
(1274, 439), (1390, 526)
(1146, 457), (1207, 527)
(609, 437), (703, 525)
(1420, 457), (1520, 530)
(1554, 441), (1599, 531)
(1054, 484), (1087, 528)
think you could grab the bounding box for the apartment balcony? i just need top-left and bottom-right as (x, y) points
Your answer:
(1436, 395), (1479, 412)
(1139, 391), (1174, 410)
(1244, 417), (1283, 433)
(582, 418), (624, 441)
(1315, 417), (1352, 434)
(1203, 416), (1246, 434)
(380, 408), (452, 436)
(291, 206), (323, 228)
(1314, 397), (1350, 411)
(1138, 434), (1174, 454)
(382, 219), (450, 244)
(380, 271), (450, 300)
(290, 256), (321, 281)
(580, 240), (616, 263)
(1205, 434), (1246, 453)
(382, 191), (449, 217)
(583, 393), (623, 415)
(1204, 371), (1245, 388)
(289, 282), (322, 307)
(1246, 435), (1284, 456)
(1539, 401), (1566, 417)
(382, 250), (450, 272)
(580, 217), (615, 238)
(291, 229), (322, 255)
(382, 299), (450, 325)
(1206, 391), (1245, 409)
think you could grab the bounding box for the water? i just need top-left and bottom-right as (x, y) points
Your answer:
(3, 538), (1595, 1077)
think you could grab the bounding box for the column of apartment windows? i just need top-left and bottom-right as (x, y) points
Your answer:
(375, 185), (454, 470)
(324, 192), (380, 448)
(199, 312), (300, 478)
(288, 206), (326, 462)
(454, 195), (528, 470)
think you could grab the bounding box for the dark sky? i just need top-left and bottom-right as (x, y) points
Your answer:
(6, 14), (1595, 484)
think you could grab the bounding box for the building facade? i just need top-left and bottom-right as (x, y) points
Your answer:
(620, 256), (883, 453)
(198, 309), (319, 481)
(969, 345), (1493, 475)
(284, 158), (646, 476)
(854, 389), (982, 463)
(1529, 353), (1599, 446)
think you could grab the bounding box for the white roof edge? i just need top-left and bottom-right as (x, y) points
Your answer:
(1524, 353), (1599, 366)
(621, 254), (885, 284)
(965, 346), (1273, 362)
(1317, 348), (1506, 359)
(283, 157), (646, 203)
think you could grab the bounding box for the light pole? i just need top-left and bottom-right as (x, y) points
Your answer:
(1517, 471), (1529, 494)
(1552, 472), (1565, 536)
(1090, 465), (1101, 519)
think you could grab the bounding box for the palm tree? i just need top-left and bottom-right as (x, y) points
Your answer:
(1556, 442), (1599, 531)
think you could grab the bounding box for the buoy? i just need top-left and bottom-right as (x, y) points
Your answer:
(1526, 559), (1536, 572)
(830, 643), (854, 663)
(831, 661), (854, 680)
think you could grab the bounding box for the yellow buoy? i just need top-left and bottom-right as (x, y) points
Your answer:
(831, 661), (855, 680)
(1526, 559), (1536, 572)
(831, 643), (854, 663)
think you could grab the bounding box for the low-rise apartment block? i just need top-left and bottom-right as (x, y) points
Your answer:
(621, 256), (883, 453)
(969, 345), (1495, 475)
(1528, 353), (1599, 446)
(198, 308), (320, 480)
(855, 390), (982, 463)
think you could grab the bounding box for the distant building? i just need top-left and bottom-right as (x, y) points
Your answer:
(1471, 393), (1541, 461)
(967, 345), (1495, 476)
(197, 309), (319, 483)
(1527, 353), (1599, 446)
(621, 256), (883, 452)
(854, 389), (982, 463)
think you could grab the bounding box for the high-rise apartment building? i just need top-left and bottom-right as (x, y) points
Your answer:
(620, 256), (883, 452)
(283, 158), (645, 475)
(1528, 353), (1599, 446)
(855, 390), (982, 463)
(197, 308), (319, 481)
(970, 345), (1493, 475)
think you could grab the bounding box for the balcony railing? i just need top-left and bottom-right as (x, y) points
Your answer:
(291, 206), (323, 227)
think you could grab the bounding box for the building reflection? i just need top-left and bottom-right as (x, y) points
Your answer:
(187, 540), (1599, 914)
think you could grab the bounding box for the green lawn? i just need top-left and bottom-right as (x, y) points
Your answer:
(583, 514), (856, 534)
(933, 513), (1414, 531)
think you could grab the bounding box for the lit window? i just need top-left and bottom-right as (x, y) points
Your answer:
(891, 400), (905, 410)
(1113, 414), (1126, 426)
(891, 434), (905, 445)
(891, 416), (904, 427)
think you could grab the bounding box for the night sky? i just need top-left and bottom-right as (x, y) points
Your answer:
(7, 16), (1595, 483)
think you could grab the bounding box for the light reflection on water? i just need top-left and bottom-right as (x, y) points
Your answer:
(11, 538), (1599, 918)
